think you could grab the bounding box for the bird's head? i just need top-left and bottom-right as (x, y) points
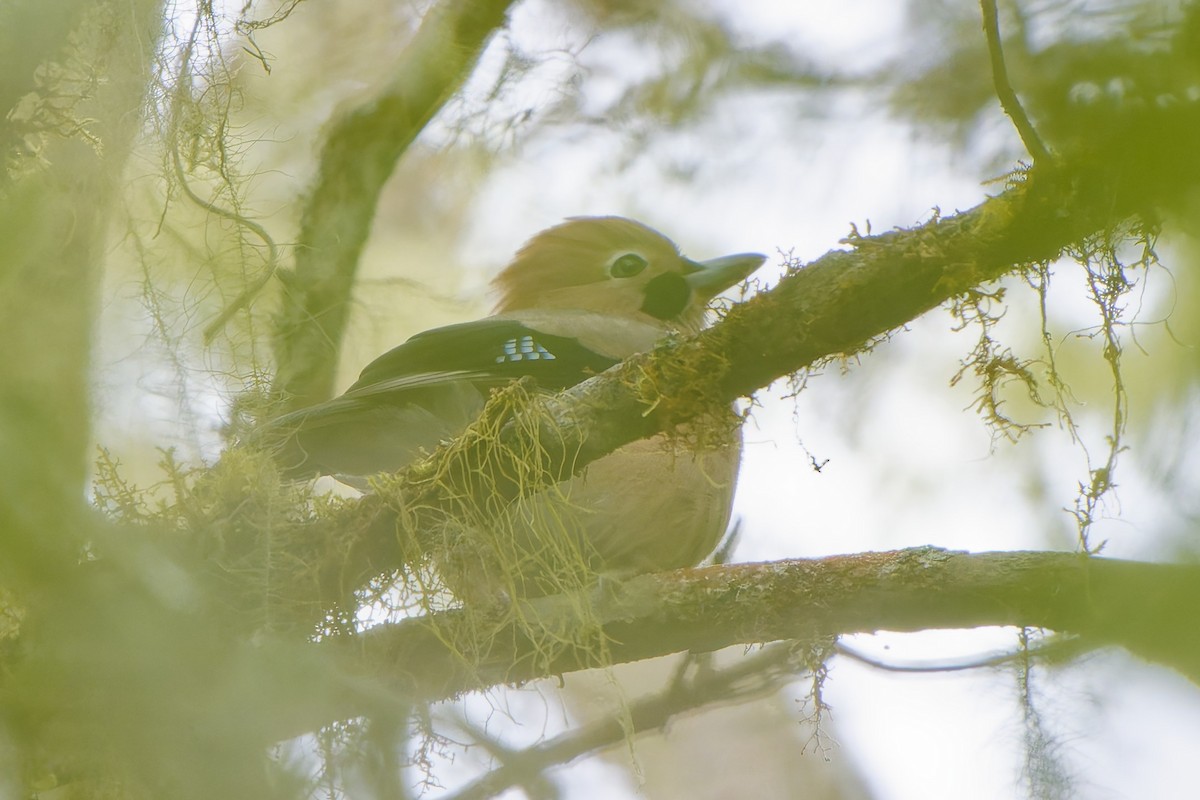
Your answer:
(492, 217), (765, 330)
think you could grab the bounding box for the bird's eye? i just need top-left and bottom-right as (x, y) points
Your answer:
(609, 253), (648, 279)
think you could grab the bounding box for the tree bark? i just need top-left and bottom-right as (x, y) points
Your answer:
(264, 549), (1200, 739)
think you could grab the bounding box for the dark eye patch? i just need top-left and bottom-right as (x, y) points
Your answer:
(640, 272), (692, 320)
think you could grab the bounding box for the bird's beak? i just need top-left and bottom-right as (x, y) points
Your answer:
(682, 253), (766, 298)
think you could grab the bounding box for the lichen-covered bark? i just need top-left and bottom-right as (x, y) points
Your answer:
(277, 549), (1200, 735)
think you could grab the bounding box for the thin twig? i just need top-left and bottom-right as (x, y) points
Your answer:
(981, 0), (1052, 163)
(164, 8), (280, 345)
(440, 643), (802, 800)
(834, 634), (1088, 673)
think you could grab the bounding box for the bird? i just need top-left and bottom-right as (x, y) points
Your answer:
(261, 216), (765, 598)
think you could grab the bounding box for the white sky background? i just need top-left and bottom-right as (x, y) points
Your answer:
(94, 0), (1200, 798)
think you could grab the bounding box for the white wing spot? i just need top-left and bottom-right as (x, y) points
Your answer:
(495, 335), (557, 364)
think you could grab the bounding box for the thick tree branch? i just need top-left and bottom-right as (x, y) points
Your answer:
(271, 0), (518, 411)
(0, 0), (167, 577)
(267, 549), (1200, 739)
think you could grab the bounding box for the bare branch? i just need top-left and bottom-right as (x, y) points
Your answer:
(980, 0), (1052, 163)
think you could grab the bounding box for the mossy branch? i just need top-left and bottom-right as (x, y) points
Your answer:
(276, 549), (1200, 738)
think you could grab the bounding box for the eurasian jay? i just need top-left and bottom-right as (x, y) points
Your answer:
(265, 216), (764, 593)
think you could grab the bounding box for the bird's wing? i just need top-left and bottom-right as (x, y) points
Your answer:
(267, 317), (621, 478)
(345, 317), (620, 396)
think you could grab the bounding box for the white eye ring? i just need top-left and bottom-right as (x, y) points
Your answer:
(609, 253), (648, 278)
